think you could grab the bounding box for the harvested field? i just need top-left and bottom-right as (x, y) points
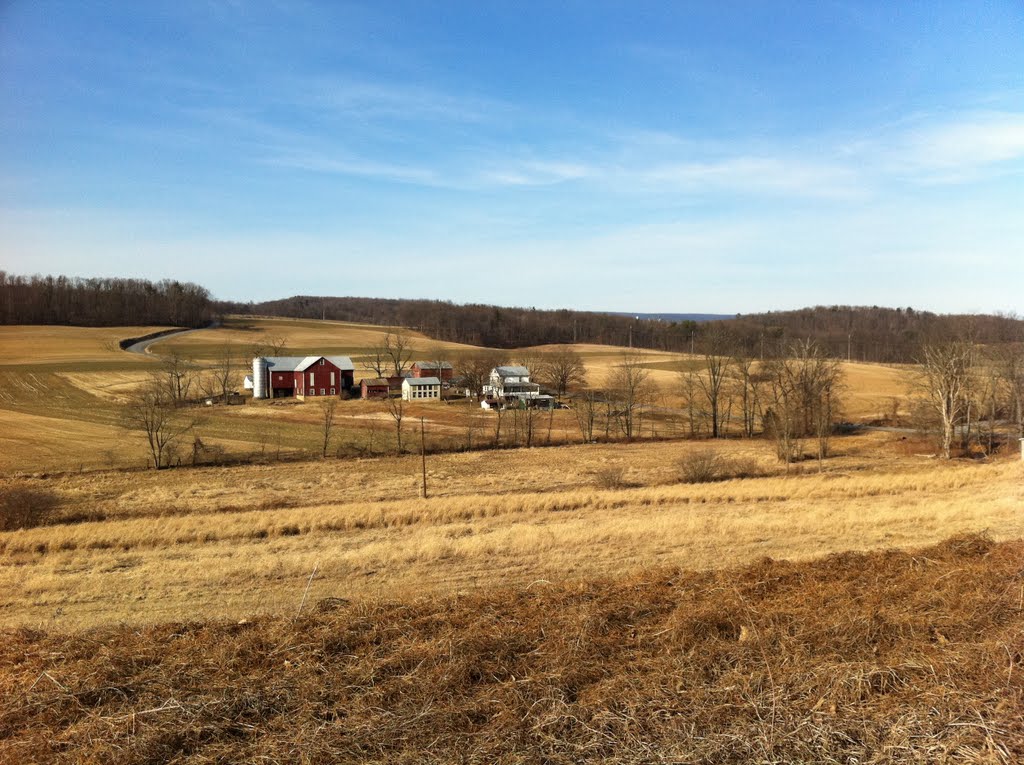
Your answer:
(2, 534), (1021, 763)
(155, 316), (479, 364)
(0, 325), (169, 366)
(0, 319), (917, 474)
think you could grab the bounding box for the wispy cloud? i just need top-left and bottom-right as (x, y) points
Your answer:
(262, 150), (443, 186)
(294, 77), (503, 124)
(894, 111), (1024, 182)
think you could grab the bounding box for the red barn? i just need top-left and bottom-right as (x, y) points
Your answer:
(411, 361), (454, 381)
(252, 356), (355, 399)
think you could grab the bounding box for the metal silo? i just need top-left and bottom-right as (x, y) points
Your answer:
(253, 357), (269, 399)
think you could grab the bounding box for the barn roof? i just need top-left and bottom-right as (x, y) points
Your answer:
(405, 376), (441, 386)
(263, 355), (354, 372)
(360, 378), (390, 386)
(413, 360), (453, 369)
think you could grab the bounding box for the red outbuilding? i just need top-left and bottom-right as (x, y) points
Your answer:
(411, 361), (454, 381)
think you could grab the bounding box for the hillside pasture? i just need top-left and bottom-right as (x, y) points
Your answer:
(154, 316), (479, 367)
(0, 325), (169, 366)
(0, 318), (917, 475)
(2, 433), (1020, 629)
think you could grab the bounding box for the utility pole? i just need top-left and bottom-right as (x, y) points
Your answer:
(847, 333), (852, 363)
(420, 416), (427, 498)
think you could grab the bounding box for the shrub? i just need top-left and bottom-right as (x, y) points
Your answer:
(0, 483), (58, 531)
(593, 465), (628, 490)
(678, 452), (764, 484)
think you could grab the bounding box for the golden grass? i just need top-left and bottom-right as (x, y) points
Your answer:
(840, 361), (914, 420)
(0, 319), (917, 474)
(3, 535), (1022, 762)
(0, 325), (168, 366)
(3, 434), (1020, 629)
(155, 315), (479, 363)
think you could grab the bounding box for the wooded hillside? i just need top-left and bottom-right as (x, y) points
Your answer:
(0, 273), (214, 328)
(222, 295), (1024, 363)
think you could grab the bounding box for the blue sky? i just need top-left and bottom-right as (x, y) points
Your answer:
(2, 1), (1023, 313)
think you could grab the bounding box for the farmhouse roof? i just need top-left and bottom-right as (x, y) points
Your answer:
(405, 376), (441, 386)
(494, 365), (530, 377)
(262, 355), (355, 372)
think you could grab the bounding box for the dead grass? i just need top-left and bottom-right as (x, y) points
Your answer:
(0, 319), (919, 474)
(2, 437), (1020, 629)
(1, 534), (1021, 763)
(155, 316), (479, 364)
(0, 325), (168, 366)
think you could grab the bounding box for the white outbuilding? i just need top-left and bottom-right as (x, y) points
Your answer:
(402, 376), (442, 401)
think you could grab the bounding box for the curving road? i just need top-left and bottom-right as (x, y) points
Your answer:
(124, 321), (220, 355)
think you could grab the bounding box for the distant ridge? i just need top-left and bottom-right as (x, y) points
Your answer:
(609, 312), (733, 323)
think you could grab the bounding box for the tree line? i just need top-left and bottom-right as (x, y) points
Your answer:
(220, 295), (1024, 364)
(0, 272), (214, 328)
(6, 271), (1021, 364)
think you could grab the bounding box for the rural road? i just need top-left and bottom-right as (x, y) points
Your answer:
(123, 321), (220, 355)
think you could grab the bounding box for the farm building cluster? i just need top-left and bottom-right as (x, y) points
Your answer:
(245, 355), (554, 409)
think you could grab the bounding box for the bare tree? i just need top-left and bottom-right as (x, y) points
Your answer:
(251, 333), (287, 359)
(994, 342), (1024, 439)
(677, 368), (705, 438)
(157, 351), (195, 404)
(536, 346), (587, 399)
(319, 399), (338, 458)
(383, 329), (414, 376)
(366, 343), (389, 378)
(456, 350), (507, 400)
(762, 341), (843, 466)
(607, 352), (655, 440)
(917, 340), (975, 459)
(573, 390), (601, 443)
(386, 394), (406, 454)
(366, 328), (415, 378)
(203, 342), (239, 401)
(695, 331), (733, 438)
(731, 351), (761, 438)
(122, 381), (199, 469)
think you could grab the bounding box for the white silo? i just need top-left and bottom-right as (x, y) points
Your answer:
(252, 357), (269, 399)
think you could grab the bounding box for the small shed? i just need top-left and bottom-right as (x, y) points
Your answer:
(360, 378), (390, 400)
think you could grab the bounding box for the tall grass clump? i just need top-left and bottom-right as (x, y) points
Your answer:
(0, 483), (57, 531)
(677, 451), (764, 484)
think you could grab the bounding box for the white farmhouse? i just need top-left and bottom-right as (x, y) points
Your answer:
(483, 365), (542, 402)
(402, 376), (442, 401)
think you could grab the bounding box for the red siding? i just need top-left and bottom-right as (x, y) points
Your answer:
(269, 358), (354, 398)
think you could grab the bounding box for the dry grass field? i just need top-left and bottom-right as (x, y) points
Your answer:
(0, 318), (915, 473)
(2, 534), (1021, 763)
(156, 316), (479, 365)
(0, 325), (168, 366)
(1, 320), (1021, 762)
(2, 432), (1021, 630)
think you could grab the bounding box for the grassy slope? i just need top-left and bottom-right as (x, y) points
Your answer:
(0, 318), (913, 473)
(2, 535), (1021, 763)
(3, 434), (1021, 629)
